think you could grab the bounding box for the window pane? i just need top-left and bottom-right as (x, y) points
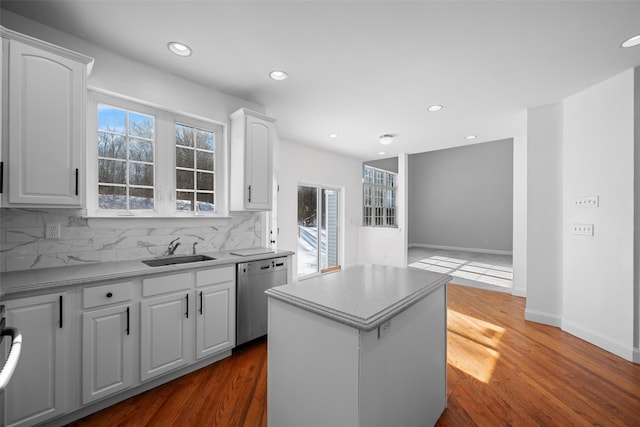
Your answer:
(298, 186), (318, 276)
(176, 124), (194, 147)
(98, 185), (126, 209)
(196, 151), (214, 171)
(196, 129), (214, 151)
(98, 132), (126, 159)
(176, 146), (194, 168)
(129, 187), (154, 210)
(176, 169), (194, 190)
(197, 172), (214, 191)
(197, 192), (214, 211)
(129, 162), (153, 186)
(98, 105), (126, 133)
(129, 138), (153, 162)
(176, 191), (194, 211)
(98, 159), (126, 184)
(128, 112), (154, 139)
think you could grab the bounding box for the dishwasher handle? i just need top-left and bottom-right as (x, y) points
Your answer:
(0, 326), (22, 392)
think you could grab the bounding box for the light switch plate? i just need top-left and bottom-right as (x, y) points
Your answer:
(572, 223), (594, 236)
(574, 196), (599, 208)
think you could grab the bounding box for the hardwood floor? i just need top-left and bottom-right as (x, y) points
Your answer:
(68, 284), (640, 426)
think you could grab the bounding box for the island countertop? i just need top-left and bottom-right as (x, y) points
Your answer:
(266, 264), (451, 331)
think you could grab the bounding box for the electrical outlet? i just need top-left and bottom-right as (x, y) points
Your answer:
(572, 223), (594, 236)
(574, 196), (599, 208)
(46, 223), (61, 239)
(378, 320), (391, 339)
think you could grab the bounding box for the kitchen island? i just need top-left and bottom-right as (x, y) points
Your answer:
(266, 264), (451, 427)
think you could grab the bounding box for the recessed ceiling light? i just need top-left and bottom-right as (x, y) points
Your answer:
(466, 135), (477, 140)
(621, 34), (640, 48)
(269, 70), (289, 81)
(427, 105), (443, 112)
(167, 41), (192, 57)
(378, 151), (387, 155)
(379, 134), (394, 145)
(328, 133), (339, 139)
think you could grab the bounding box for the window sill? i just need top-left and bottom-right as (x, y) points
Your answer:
(83, 214), (235, 229)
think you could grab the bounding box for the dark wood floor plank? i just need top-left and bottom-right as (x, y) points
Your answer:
(68, 283), (640, 427)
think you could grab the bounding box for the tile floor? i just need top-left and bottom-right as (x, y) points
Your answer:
(408, 246), (513, 293)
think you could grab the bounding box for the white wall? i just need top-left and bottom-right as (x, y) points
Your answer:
(512, 125), (528, 297)
(562, 69), (635, 360)
(358, 154), (408, 268)
(277, 140), (362, 279)
(525, 103), (563, 325)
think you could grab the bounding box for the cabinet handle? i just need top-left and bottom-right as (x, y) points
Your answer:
(106, 292), (113, 298)
(248, 185), (252, 202)
(199, 291), (203, 315)
(0, 161), (3, 194)
(59, 295), (63, 328)
(126, 307), (130, 335)
(185, 294), (189, 318)
(75, 168), (79, 196)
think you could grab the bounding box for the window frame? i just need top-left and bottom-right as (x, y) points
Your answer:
(363, 165), (397, 228)
(86, 90), (227, 218)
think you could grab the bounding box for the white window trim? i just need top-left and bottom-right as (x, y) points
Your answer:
(86, 89), (229, 218)
(363, 165), (397, 228)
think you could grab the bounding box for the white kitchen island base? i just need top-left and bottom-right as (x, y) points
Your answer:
(267, 265), (448, 427)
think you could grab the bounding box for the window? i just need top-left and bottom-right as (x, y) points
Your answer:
(175, 124), (215, 212)
(88, 92), (225, 217)
(297, 185), (340, 277)
(363, 165), (396, 227)
(98, 104), (155, 210)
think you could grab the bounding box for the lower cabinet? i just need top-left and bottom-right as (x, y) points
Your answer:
(2, 293), (67, 427)
(196, 282), (235, 359)
(140, 290), (192, 381)
(82, 303), (133, 404)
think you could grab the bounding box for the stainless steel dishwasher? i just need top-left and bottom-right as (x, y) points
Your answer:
(236, 256), (287, 346)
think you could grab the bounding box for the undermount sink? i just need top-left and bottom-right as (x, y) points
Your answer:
(142, 254), (216, 267)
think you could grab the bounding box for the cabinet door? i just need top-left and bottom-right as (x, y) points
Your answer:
(8, 39), (83, 205)
(196, 282), (235, 359)
(140, 292), (191, 381)
(245, 115), (272, 210)
(2, 293), (67, 427)
(82, 304), (132, 404)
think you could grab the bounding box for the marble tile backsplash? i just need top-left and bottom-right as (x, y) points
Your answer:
(0, 208), (262, 272)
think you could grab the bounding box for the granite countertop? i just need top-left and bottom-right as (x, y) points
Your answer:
(0, 248), (294, 299)
(266, 264), (451, 331)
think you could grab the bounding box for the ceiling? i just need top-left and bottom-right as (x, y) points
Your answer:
(2, 0), (640, 161)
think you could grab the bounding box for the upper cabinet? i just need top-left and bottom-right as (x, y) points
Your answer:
(1, 27), (93, 207)
(229, 108), (275, 211)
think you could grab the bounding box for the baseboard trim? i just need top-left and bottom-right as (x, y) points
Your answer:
(511, 287), (527, 298)
(561, 319), (636, 363)
(524, 308), (561, 327)
(408, 243), (513, 256)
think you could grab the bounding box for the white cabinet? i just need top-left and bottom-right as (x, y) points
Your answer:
(1, 293), (67, 427)
(0, 27), (92, 207)
(195, 267), (235, 359)
(229, 108), (275, 211)
(81, 282), (133, 404)
(140, 273), (193, 382)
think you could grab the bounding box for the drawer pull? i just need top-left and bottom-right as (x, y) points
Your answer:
(106, 292), (113, 298)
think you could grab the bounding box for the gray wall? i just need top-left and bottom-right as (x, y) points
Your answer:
(408, 139), (513, 252)
(364, 157), (398, 173)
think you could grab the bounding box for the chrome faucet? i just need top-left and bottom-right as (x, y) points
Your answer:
(165, 237), (181, 256)
(192, 241), (198, 255)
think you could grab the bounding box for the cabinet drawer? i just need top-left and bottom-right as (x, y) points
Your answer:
(142, 272), (191, 297)
(84, 282), (132, 309)
(196, 266), (235, 287)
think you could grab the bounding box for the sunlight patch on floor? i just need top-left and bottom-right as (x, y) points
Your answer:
(408, 255), (513, 289)
(447, 308), (505, 384)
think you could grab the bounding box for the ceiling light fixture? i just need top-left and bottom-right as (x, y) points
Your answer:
(466, 135), (477, 140)
(328, 133), (340, 139)
(621, 34), (640, 48)
(167, 41), (192, 57)
(378, 151), (387, 155)
(379, 134), (394, 145)
(428, 105), (443, 112)
(269, 70), (289, 81)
